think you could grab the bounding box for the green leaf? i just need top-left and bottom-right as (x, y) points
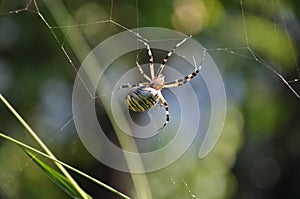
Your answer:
(24, 149), (92, 199)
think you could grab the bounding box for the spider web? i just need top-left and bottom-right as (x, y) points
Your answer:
(0, 0), (299, 198)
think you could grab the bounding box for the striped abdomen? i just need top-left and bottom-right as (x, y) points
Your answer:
(125, 86), (159, 112)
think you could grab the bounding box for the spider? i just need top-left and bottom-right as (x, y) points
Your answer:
(118, 36), (206, 131)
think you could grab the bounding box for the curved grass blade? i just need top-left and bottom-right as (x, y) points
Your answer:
(0, 94), (88, 198)
(0, 132), (131, 199)
(24, 149), (92, 199)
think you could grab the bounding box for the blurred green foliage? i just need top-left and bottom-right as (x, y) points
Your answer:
(0, 0), (299, 198)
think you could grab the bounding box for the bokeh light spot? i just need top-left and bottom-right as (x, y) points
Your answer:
(172, 0), (209, 34)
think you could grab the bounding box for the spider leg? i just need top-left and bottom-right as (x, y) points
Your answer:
(163, 50), (206, 88)
(138, 39), (155, 79)
(118, 82), (149, 90)
(157, 91), (169, 131)
(156, 36), (191, 77)
(136, 61), (152, 81)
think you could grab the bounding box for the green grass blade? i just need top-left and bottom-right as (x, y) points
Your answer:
(0, 132), (131, 199)
(24, 149), (92, 199)
(0, 94), (88, 199)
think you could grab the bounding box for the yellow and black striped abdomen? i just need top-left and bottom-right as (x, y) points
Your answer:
(125, 86), (159, 112)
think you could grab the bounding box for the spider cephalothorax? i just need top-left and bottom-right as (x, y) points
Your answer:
(119, 37), (206, 130)
(150, 75), (164, 90)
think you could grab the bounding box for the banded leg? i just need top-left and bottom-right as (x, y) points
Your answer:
(157, 91), (169, 131)
(163, 50), (206, 88)
(156, 36), (191, 77)
(118, 82), (149, 90)
(136, 61), (151, 81)
(138, 39), (155, 79)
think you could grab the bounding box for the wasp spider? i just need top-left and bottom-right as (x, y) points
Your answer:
(118, 36), (206, 130)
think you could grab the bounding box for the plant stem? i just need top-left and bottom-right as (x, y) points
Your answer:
(0, 132), (131, 199)
(0, 94), (88, 199)
(38, 0), (153, 198)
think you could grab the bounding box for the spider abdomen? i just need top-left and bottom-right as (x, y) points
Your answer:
(125, 86), (159, 112)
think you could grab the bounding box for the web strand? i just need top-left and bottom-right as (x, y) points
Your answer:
(240, 0), (249, 46)
(276, 0), (298, 67)
(239, 0), (300, 99)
